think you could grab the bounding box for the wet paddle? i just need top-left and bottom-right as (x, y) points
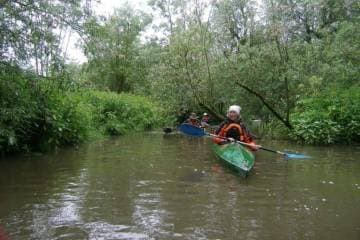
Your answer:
(179, 123), (310, 159)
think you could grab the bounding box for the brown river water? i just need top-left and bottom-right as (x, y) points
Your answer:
(0, 132), (359, 240)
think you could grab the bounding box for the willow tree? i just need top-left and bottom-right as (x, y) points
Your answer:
(147, 0), (227, 119)
(82, 5), (152, 93)
(0, 0), (93, 76)
(145, 0), (358, 128)
(208, 0), (358, 128)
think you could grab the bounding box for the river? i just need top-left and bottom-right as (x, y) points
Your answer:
(0, 132), (359, 240)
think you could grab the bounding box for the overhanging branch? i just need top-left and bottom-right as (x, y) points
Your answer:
(235, 81), (293, 129)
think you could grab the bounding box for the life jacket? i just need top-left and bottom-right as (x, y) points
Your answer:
(213, 122), (257, 150)
(213, 123), (243, 143)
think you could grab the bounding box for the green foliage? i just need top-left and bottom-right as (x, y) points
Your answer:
(0, 0), (92, 73)
(82, 5), (152, 93)
(291, 87), (360, 144)
(0, 63), (39, 153)
(0, 63), (161, 155)
(145, 0), (359, 135)
(82, 91), (161, 135)
(1, 0), (359, 149)
(290, 21), (359, 95)
(34, 91), (94, 151)
(257, 120), (290, 140)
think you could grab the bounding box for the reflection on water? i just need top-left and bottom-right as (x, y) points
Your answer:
(0, 132), (359, 240)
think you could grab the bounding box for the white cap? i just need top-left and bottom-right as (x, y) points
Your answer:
(228, 105), (241, 115)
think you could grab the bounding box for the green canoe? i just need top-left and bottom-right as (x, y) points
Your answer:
(212, 143), (255, 177)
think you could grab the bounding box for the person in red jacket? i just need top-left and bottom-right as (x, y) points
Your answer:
(213, 105), (258, 151)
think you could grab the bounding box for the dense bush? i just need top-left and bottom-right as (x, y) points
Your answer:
(32, 91), (95, 151)
(82, 91), (160, 136)
(0, 63), (161, 155)
(0, 63), (40, 153)
(290, 87), (360, 144)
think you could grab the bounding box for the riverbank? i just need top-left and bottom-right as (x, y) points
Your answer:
(0, 67), (162, 155)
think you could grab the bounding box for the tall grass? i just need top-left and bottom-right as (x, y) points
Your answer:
(0, 63), (161, 155)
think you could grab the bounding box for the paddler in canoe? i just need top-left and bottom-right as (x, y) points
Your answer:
(184, 112), (201, 127)
(200, 112), (210, 128)
(213, 105), (258, 151)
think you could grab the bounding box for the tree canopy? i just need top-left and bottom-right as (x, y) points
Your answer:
(1, 0), (359, 148)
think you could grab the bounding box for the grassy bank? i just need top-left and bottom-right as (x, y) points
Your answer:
(0, 64), (161, 155)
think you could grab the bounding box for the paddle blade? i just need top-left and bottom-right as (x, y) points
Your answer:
(284, 152), (311, 159)
(179, 123), (206, 137)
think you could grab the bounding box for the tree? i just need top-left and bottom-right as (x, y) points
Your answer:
(82, 5), (152, 93)
(0, 0), (93, 76)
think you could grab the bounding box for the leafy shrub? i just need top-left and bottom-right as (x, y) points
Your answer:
(0, 63), (161, 155)
(83, 91), (160, 136)
(33, 91), (94, 151)
(0, 63), (40, 153)
(291, 87), (360, 144)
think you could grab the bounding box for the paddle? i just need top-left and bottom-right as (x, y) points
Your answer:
(179, 123), (310, 159)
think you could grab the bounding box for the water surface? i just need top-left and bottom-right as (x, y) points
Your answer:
(0, 132), (359, 239)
